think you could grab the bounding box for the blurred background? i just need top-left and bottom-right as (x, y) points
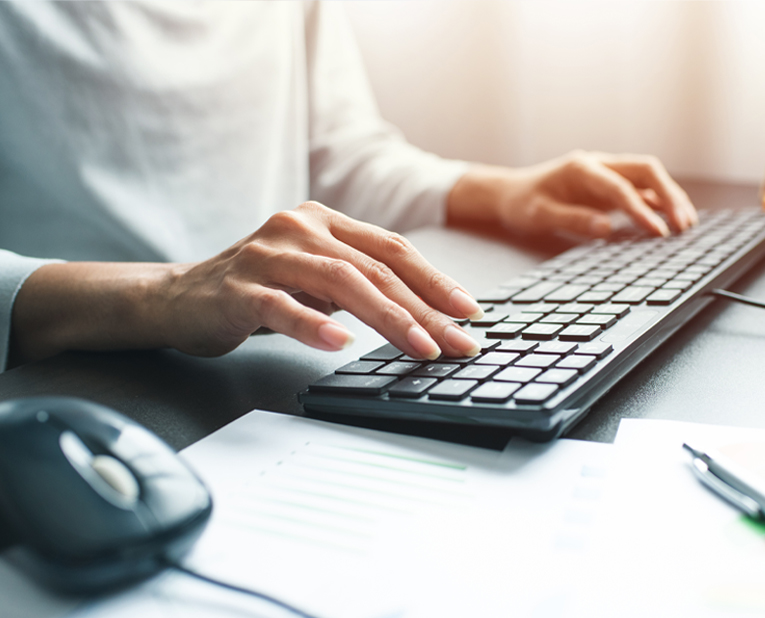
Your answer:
(344, 0), (765, 184)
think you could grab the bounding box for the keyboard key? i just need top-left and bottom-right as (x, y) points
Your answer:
(610, 286), (654, 304)
(505, 312), (544, 323)
(591, 303), (630, 318)
(633, 277), (665, 288)
(536, 341), (578, 355)
(555, 355), (597, 373)
(576, 291), (613, 303)
(576, 342), (613, 358)
(535, 368), (578, 387)
(432, 354), (478, 365)
(556, 303), (595, 314)
(477, 288), (517, 303)
(513, 383), (559, 404)
(376, 361), (421, 376)
(336, 360), (385, 374)
(511, 281), (563, 303)
(497, 340), (539, 354)
(412, 363), (460, 378)
(558, 324), (602, 341)
(486, 323), (525, 339)
(494, 366), (542, 383)
(453, 364), (500, 380)
(662, 279), (693, 291)
(309, 373), (397, 395)
(646, 289), (683, 305)
(475, 352), (520, 366)
(470, 312), (510, 327)
(473, 336), (502, 353)
(521, 323), (565, 340)
(388, 377), (437, 398)
(470, 382), (521, 403)
(591, 282), (625, 293)
(576, 314), (617, 329)
(515, 353), (559, 369)
(544, 284), (592, 303)
(428, 379), (478, 401)
(361, 343), (403, 361)
(540, 313), (578, 325)
(519, 303), (559, 314)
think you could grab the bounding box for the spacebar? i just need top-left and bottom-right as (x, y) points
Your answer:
(309, 373), (397, 395)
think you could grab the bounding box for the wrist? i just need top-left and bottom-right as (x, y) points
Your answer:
(10, 262), (181, 364)
(445, 164), (517, 228)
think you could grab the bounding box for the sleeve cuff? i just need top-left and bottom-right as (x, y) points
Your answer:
(0, 251), (63, 372)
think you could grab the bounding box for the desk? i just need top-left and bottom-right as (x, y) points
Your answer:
(1, 179), (763, 449)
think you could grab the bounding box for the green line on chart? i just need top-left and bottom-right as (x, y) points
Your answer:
(292, 462), (469, 497)
(279, 471), (451, 507)
(306, 453), (466, 482)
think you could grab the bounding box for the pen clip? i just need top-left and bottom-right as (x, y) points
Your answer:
(689, 457), (763, 519)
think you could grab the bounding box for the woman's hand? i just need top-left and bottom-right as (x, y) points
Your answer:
(11, 202), (484, 365)
(447, 150), (698, 238)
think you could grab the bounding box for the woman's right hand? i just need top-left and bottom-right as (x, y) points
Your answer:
(12, 202), (484, 365)
(164, 201), (484, 360)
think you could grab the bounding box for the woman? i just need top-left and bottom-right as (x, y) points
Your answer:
(0, 1), (696, 370)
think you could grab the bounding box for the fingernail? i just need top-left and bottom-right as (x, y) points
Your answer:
(450, 288), (484, 320)
(318, 323), (355, 350)
(407, 325), (441, 360)
(443, 325), (481, 357)
(589, 215), (611, 237)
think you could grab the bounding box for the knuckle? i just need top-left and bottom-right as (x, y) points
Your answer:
(254, 287), (286, 320)
(417, 307), (443, 332)
(296, 200), (328, 215)
(426, 269), (449, 293)
(379, 232), (413, 260)
(324, 258), (356, 285)
(366, 260), (397, 290)
(379, 300), (404, 331)
(266, 209), (304, 233)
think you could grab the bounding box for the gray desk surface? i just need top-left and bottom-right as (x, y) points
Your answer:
(1, 179), (763, 450)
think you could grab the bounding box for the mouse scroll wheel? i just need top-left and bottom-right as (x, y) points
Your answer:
(91, 455), (140, 502)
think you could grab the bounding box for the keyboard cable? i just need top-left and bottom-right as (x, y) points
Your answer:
(709, 289), (765, 309)
(162, 557), (323, 618)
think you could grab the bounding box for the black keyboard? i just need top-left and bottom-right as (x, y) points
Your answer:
(299, 207), (765, 441)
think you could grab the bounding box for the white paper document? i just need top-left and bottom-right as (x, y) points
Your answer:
(569, 419), (765, 618)
(69, 410), (611, 618)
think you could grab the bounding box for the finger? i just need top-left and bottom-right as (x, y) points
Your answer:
(322, 210), (484, 321)
(598, 153), (699, 230)
(246, 285), (356, 352)
(292, 291), (338, 316)
(527, 197), (612, 238)
(313, 240), (481, 357)
(570, 156), (671, 237)
(266, 251), (448, 360)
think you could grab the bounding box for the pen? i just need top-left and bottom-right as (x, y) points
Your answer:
(682, 443), (765, 520)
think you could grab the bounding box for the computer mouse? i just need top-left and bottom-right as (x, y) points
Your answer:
(0, 397), (212, 594)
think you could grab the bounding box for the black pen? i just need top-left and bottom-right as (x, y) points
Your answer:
(682, 442), (765, 520)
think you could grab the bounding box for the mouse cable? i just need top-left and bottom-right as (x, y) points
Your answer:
(709, 288), (765, 310)
(163, 558), (322, 618)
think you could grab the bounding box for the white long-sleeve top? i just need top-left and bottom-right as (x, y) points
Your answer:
(0, 1), (468, 369)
